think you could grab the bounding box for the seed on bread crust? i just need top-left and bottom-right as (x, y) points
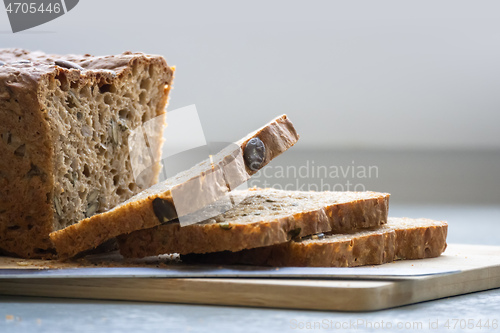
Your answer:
(55, 60), (84, 71)
(26, 163), (44, 179)
(152, 198), (178, 224)
(219, 222), (232, 230)
(1, 132), (11, 144)
(288, 227), (302, 240)
(244, 137), (266, 171)
(14, 144), (25, 157)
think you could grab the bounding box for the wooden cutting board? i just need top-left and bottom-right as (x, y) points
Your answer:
(0, 243), (499, 311)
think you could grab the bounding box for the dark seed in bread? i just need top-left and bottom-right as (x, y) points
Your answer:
(54, 60), (84, 71)
(152, 198), (178, 224)
(244, 137), (266, 171)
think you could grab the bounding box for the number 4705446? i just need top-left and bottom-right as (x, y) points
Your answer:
(444, 319), (498, 330)
(5, 2), (61, 14)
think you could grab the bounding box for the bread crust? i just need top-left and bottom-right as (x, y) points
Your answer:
(50, 115), (300, 259)
(0, 49), (173, 258)
(117, 189), (390, 258)
(181, 217), (447, 266)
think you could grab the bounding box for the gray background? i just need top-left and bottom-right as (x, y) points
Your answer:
(1, 0), (498, 204)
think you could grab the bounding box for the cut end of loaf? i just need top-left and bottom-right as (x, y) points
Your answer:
(45, 55), (172, 231)
(0, 49), (174, 258)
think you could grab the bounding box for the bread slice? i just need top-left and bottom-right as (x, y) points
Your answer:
(50, 115), (299, 259)
(0, 49), (173, 258)
(181, 217), (447, 267)
(117, 188), (390, 258)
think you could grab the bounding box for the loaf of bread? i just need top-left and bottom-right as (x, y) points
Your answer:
(50, 115), (299, 259)
(0, 49), (174, 258)
(117, 188), (390, 258)
(181, 217), (448, 267)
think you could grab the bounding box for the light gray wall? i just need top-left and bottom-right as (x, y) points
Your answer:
(1, 0), (499, 150)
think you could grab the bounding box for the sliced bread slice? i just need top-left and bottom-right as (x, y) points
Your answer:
(50, 115), (299, 259)
(181, 217), (447, 267)
(117, 188), (390, 258)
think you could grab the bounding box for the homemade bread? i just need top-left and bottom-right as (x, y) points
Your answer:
(51, 115), (299, 259)
(0, 49), (173, 258)
(181, 217), (447, 267)
(117, 188), (390, 258)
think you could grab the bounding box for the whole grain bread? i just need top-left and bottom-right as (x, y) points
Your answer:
(182, 217), (447, 267)
(117, 188), (390, 258)
(50, 115), (299, 259)
(0, 49), (173, 258)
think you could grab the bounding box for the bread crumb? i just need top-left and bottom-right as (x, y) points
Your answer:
(5, 315), (13, 321)
(16, 261), (31, 266)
